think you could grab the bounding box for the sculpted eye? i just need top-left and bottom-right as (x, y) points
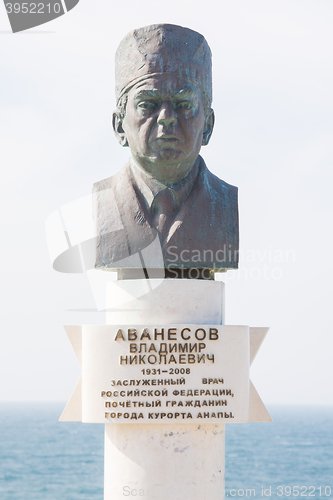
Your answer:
(137, 100), (158, 110)
(176, 101), (193, 110)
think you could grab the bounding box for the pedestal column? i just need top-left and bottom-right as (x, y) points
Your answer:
(104, 279), (225, 500)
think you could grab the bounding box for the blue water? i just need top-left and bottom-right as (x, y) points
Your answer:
(225, 406), (333, 499)
(0, 404), (332, 499)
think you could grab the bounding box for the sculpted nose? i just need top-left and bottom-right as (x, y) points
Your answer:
(157, 101), (177, 127)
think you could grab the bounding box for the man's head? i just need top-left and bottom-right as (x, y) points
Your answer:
(112, 24), (215, 185)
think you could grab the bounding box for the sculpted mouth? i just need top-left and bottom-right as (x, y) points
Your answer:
(155, 136), (179, 142)
(152, 136), (182, 153)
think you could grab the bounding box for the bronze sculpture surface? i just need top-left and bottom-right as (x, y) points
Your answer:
(93, 24), (239, 276)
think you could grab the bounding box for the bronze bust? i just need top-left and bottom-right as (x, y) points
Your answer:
(93, 24), (239, 277)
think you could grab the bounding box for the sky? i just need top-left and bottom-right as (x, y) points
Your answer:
(0, 0), (332, 407)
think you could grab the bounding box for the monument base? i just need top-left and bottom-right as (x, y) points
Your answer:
(59, 278), (271, 499)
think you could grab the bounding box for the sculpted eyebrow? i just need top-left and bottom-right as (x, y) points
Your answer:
(133, 88), (196, 100)
(172, 88), (196, 99)
(134, 89), (159, 99)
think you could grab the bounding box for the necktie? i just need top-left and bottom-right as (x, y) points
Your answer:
(152, 189), (176, 243)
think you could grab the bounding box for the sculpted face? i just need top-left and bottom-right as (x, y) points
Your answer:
(113, 76), (214, 185)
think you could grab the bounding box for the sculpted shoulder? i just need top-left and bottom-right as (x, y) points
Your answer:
(202, 164), (238, 204)
(93, 162), (131, 195)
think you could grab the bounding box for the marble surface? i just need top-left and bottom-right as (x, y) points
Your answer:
(104, 279), (226, 499)
(106, 278), (225, 325)
(104, 423), (225, 500)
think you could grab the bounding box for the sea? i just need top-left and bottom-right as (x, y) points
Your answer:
(0, 404), (332, 500)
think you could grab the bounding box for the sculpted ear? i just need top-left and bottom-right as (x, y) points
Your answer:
(202, 109), (215, 146)
(112, 111), (129, 147)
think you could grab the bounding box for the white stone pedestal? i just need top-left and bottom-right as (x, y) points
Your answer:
(60, 278), (271, 498)
(104, 279), (225, 500)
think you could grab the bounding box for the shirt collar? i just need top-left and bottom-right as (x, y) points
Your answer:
(129, 157), (200, 212)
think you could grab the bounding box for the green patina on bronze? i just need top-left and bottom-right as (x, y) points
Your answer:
(93, 24), (239, 277)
